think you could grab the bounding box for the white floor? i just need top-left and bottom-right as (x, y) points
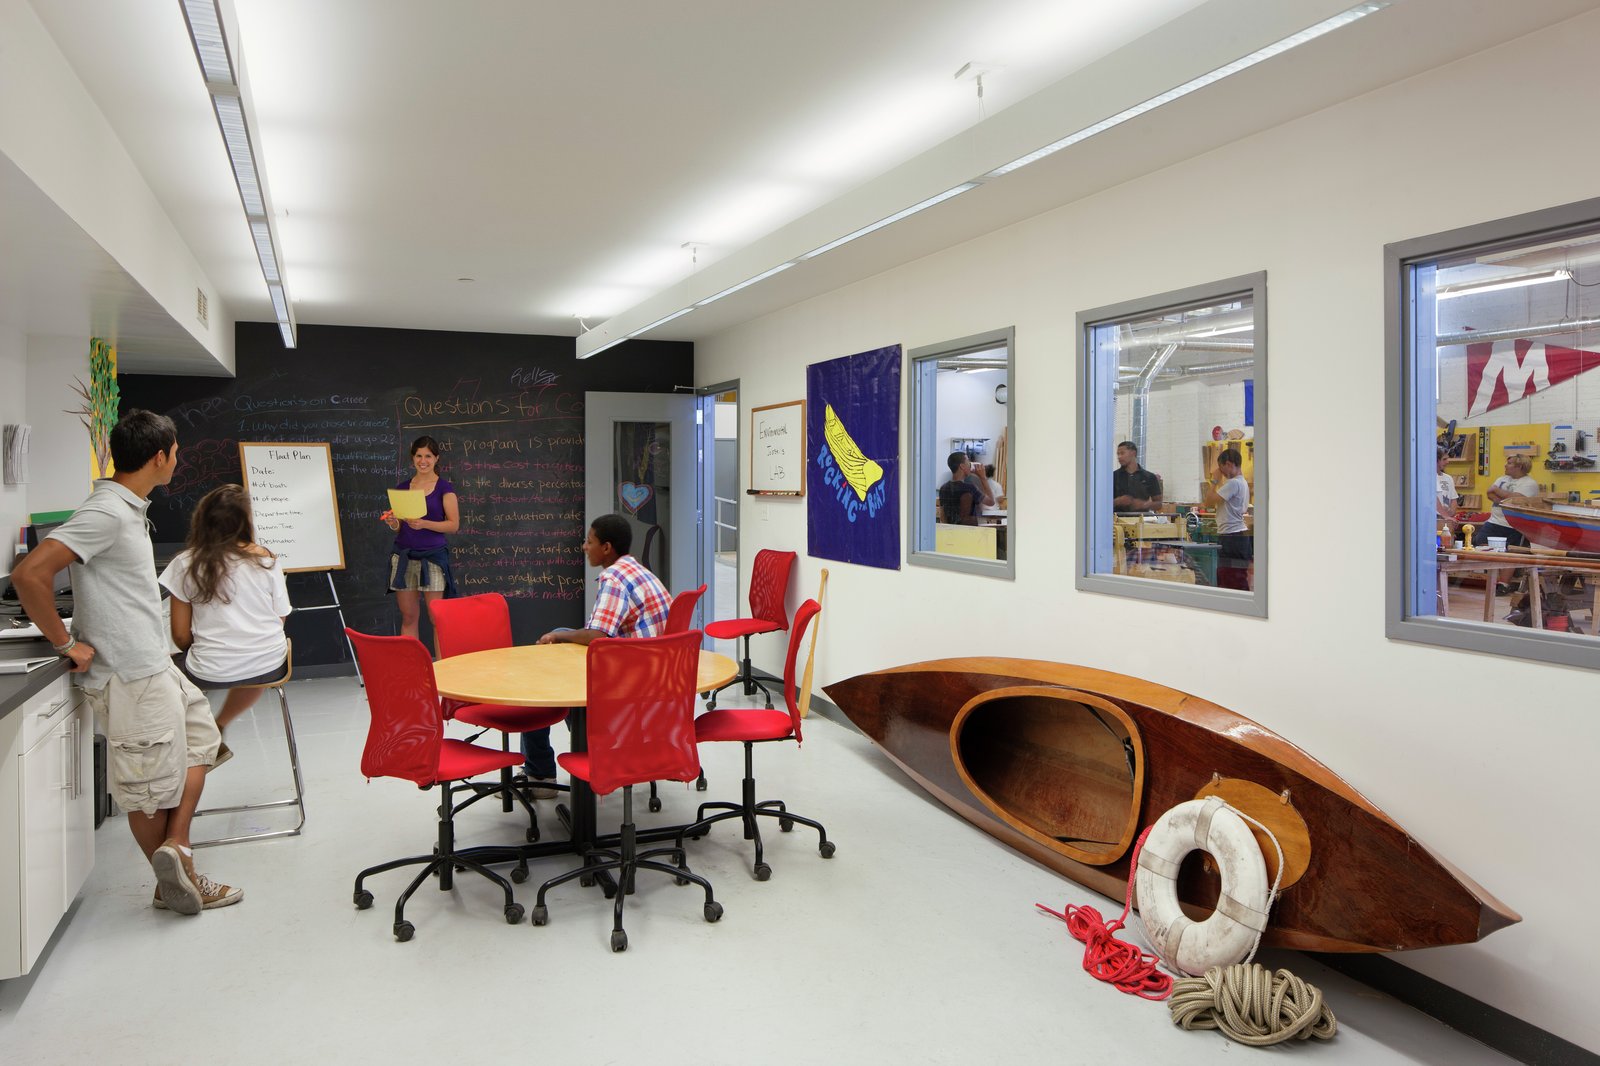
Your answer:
(0, 676), (1514, 1065)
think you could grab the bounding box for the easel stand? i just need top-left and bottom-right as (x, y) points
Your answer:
(294, 571), (364, 687)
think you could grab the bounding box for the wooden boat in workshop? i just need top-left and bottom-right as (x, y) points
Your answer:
(1501, 497), (1600, 554)
(825, 658), (1519, 953)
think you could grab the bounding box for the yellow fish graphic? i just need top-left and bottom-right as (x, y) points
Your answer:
(823, 403), (883, 501)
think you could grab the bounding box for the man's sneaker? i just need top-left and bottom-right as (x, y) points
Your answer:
(152, 873), (242, 911)
(151, 841), (202, 915)
(209, 741), (233, 771)
(530, 776), (560, 799)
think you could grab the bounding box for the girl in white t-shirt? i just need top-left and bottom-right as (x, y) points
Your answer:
(159, 485), (292, 748)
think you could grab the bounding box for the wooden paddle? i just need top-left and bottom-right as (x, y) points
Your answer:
(797, 568), (828, 719)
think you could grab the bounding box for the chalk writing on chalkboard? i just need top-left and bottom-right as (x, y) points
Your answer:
(749, 400), (805, 496)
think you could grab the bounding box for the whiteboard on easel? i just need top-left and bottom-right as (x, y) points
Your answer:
(238, 442), (347, 572)
(749, 400), (805, 496)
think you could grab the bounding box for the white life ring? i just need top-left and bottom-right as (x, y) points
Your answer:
(1134, 796), (1270, 976)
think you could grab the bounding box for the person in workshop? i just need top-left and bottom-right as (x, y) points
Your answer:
(1207, 447), (1252, 591)
(382, 435), (460, 643)
(11, 410), (240, 915)
(1435, 446), (1460, 537)
(1113, 441), (1164, 513)
(1473, 454), (1539, 548)
(939, 451), (992, 524)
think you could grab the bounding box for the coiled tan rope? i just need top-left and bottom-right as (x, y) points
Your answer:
(1168, 963), (1337, 1046)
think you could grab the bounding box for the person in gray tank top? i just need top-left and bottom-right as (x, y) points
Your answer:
(11, 410), (241, 915)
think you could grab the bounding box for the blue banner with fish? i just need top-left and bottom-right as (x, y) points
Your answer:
(806, 344), (901, 569)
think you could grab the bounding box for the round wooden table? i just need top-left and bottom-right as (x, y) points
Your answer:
(433, 642), (737, 707)
(433, 642), (737, 865)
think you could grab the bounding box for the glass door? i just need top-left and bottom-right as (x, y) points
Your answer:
(584, 392), (702, 625)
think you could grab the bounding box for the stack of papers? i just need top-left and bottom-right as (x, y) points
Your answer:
(0, 655), (56, 674)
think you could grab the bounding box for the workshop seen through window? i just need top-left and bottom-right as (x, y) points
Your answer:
(1400, 212), (1600, 656)
(907, 329), (1015, 579)
(1077, 275), (1266, 617)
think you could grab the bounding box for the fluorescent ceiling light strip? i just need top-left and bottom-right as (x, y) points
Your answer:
(628, 307), (694, 338)
(1436, 269), (1573, 299)
(278, 321), (296, 349)
(984, 1), (1390, 178)
(180, 0), (234, 85)
(578, 336), (629, 361)
(211, 94), (265, 215)
(695, 261), (797, 307)
(800, 182), (981, 261)
(250, 220), (279, 283)
(267, 283), (288, 322)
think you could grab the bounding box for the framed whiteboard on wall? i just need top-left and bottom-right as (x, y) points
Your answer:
(749, 400), (805, 496)
(238, 442), (346, 572)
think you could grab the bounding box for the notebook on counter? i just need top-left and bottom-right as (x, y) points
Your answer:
(0, 655), (57, 674)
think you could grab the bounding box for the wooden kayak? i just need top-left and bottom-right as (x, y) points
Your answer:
(825, 658), (1519, 953)
(1501, 497), (1600, 554)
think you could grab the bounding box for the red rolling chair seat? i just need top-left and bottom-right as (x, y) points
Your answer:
(345, 629), (526, 941)
(429, 594), (569, 845)
(650, 583), (710, 810)
(529, 631), (723, 952)
(682, 598), (835, 881)
(703, 548), (795, 710)
(665, 583), (707, 634)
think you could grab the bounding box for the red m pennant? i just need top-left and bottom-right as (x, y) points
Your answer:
(1466, 340), (1600, 415)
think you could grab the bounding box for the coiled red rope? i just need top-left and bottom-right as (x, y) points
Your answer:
(1036, 825), (1173, 1001)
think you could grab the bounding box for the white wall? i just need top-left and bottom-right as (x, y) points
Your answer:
(24, 334), (91, 516)
(697, 11), (1600, 1052)
(0, 324), (24, 574)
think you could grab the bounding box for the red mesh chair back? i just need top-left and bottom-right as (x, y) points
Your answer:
(781, 600), (822, 744)
(429, 593), (513, 657)
(665, 584), (707, 634)
(346, 629), (444, 787)
(748, 549), (797, 630)
(583, 631), (703, 796)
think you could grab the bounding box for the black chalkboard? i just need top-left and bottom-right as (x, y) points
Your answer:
(121, 322), (691, 671)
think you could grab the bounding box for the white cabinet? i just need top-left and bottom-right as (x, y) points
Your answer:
(1, 675), (95, 979)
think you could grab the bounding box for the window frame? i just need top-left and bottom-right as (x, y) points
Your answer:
(1384, 196), (1600, 669)
(1075, 272), (1269, 617)
(906, 326), (1016, 580)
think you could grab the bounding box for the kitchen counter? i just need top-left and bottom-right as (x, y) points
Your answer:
(0, 639), (73, 721)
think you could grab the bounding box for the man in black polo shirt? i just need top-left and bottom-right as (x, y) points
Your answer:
(1112, 441), (1164, 513)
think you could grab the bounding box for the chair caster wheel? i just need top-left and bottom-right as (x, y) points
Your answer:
(754, 862), (772, 882)
(511, 864), (528, 884)
(601, 882), (618, 900)
(611, 930), (628, 953)
(394, 920), (415, 942)
(779, 817), (794, 832)
(675, 871), (691, 886)
(579, 874), (595, 888)
(704, 901), (724, 923)
(526, 826), (540, 843)
(696, 775), (708, 792)
(505, 904), (525, 925)
(531, 905), (548, 926)
(353, 889), (374, 910)
(819, 841), (837, 859)
(648, 796), (662, 813)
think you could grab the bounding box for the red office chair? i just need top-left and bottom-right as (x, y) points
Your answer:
(703, 548), (796, 710)
(429, 594), (569, 843)
(651, 583), (710, 810)
(682, 598), (835, 880)
(345, 629), (526, 941)
(664, 583), (707, 634)
(529, 631), (723, 952)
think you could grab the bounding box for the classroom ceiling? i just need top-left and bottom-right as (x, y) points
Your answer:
(11, 0), (1600, 373)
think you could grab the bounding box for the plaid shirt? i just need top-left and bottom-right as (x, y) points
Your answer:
(586, 555), (671, 638)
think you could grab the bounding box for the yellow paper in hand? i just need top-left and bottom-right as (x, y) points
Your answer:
(388, 488), (426, 520)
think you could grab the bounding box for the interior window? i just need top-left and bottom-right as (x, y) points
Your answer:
(907, 328), (1015, 579)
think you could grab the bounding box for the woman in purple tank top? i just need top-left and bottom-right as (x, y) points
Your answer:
(381, 435), (460, 642)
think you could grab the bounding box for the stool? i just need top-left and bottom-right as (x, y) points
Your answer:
(192, 642), (306, 848)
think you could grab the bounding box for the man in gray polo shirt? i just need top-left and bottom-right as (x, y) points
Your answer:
(12, 410), (241, 915)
